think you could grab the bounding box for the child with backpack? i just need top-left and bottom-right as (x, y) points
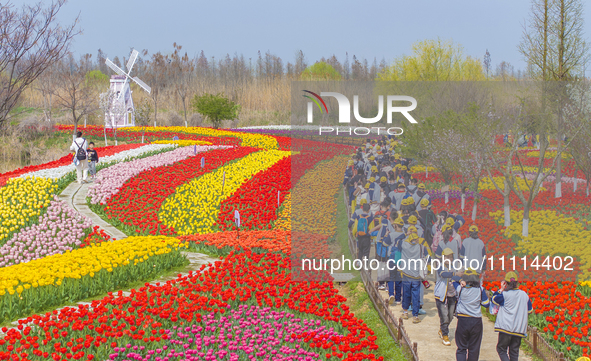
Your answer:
(370, 201), (392, 290)
(452, 269), (490, 361)
(383, 215), (406, 305)
(348, 203), (373, 262)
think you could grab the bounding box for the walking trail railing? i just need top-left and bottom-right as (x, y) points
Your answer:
(342, 188), (567, 361)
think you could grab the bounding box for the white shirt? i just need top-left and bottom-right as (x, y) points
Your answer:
(70, 137), (87, 152)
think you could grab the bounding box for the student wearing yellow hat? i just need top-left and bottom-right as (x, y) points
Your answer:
(348, 202), (374, 262)
(379, 213), (407, 305)
(389, 182), (408, 212)
(452, 268), (490, 361)
(397, 227), (430, 323)
(492, 272), (533, 361)
(413, 183), (430, 210)
(435, 223), (462, 261)
(434, 248), (460, 346)
(460, 225), (487, 280)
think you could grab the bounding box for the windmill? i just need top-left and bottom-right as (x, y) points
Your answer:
(104, 49), (151, 128)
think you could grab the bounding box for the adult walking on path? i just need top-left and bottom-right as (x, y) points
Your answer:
(70, 131), (89, 184)
(492, 271), (533, 361)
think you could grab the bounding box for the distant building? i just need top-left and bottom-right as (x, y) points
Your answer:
(105, 75), (135, 128)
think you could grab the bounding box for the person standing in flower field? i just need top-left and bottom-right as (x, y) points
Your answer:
(492, 271), (533, 361)
(86, 142), (99, 181)
(70, 131), (88, 184)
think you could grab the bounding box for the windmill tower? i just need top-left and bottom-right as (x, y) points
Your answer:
(104, 49), (151, 128)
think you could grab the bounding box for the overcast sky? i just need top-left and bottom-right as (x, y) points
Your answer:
(10, 0), (591, 73)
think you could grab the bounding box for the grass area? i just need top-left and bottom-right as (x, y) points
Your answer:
(335, 185), (360, 281)
(338, 282), (407, 361)
(335, 185), (407, 360)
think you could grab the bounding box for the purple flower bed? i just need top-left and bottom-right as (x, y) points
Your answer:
(88, 145), (222, 205)
(0, 197), (92, 267)
(108, 305), (343, 361)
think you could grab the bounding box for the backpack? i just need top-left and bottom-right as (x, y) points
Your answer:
(357, 214), (370, 236)
(74, 139), (87, 160)
(371, 212), (386, 237)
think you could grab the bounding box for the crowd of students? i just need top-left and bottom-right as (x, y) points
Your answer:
(344, 136), (533, 361)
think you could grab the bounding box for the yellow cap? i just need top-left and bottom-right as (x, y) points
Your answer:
(371, 166), (378, 172)
(420, 198), (429, 207)
(408, 215), (418, 224)
(380, 176), (387, 182)
(442, 248), (454, 256)
(469, 225), (479, 232)
(407, 233), (419, 241)
(464, 268), (479, 276)
(393, 217), (404, 226)
(407, 225), (417, 233)
(377, 146), (381, 150)
(370, 156), (375, 160)
(398, 183), (406, 189)
(360, 198), (368, 205)
(442, 224), (452, 232)
(418, 183), (425, 189)
(445, 217), (455, 225)
(400, 166), (407, 171)
(394, 154), (400, 159)
(505, 271), (518, 282)
(575, 358), (591, 361)
(369, 177), (376, 183)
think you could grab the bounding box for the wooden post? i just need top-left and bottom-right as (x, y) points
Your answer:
(397, 318), (403, 340)
(532, 327), (538, 355)
(558, 352), (565, 361)
(412, 342), (418, 359)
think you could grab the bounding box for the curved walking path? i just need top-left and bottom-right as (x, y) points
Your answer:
(1, 178), (219, 336)
(58, 181), (128, 240)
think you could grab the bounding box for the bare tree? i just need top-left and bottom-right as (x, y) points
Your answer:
(52, 54), (98, 138)
(35, 64), (58, 122)
(170, 43), (194, 127)
(0, 0), (79, 128)
(133, 98), (152, 143)
(143, 51), (169, 127)
(483, 49), (492, 78)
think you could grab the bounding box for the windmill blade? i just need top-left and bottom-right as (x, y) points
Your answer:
(106, 58), (126, 76)
(117, 76), (129, 101)
(132, 76), (151, 94)
(126, 49), (139, 72)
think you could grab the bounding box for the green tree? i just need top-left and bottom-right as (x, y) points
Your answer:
(191, 93), (240, 129)
(378, 38), (485, 81)
(300, 62), (342, 80)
